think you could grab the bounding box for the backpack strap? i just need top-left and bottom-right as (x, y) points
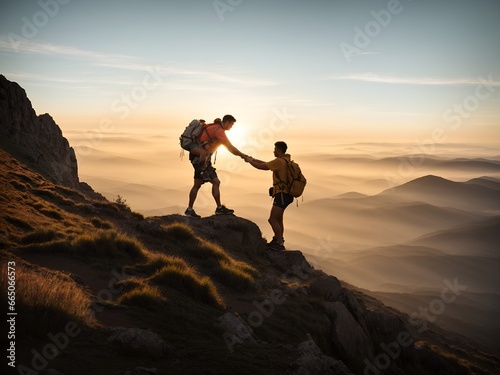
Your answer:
(272, 157), (289, 193)
(198, 123), (222, 150)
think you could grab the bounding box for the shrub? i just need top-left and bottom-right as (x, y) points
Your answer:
(151, 265), (224, 309)
(72, 230), (147, 259)
(114, 195), (129, 209)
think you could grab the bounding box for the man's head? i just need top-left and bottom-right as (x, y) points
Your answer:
(222, 114), (236, 130)
(274, 141), (288, 157)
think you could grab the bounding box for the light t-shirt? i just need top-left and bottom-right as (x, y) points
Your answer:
(266, 154), (291, 195)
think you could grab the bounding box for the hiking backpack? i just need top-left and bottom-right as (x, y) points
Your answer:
(275, 157), (307, 198)
(179, 119), (203, 151)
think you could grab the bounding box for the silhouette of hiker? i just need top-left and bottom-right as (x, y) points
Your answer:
(185, 114), (248, 218)
(245, 141), (293, 251)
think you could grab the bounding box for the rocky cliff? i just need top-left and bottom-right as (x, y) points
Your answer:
(0, 74), (79, 188)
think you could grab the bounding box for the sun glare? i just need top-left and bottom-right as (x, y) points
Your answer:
(225, 123), (248, 148)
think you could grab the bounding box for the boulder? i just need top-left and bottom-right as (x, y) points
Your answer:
(308, 275), (342, 301)
(289, 335), (353, 375)
(216, 312), (258, 353)
(107, 327), (167, 358)
(324, 301), (373, 373)
(266, 250), (314, 277)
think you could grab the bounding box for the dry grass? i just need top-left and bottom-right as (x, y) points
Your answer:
(134, 253), (190, 274)
(21, 228), (58, 244)
(116, 278), (167, 311)
(5, 215), (34, 231)
(150, 264), (225, 309)
(72, 230), (147, 260)
(163, 222), (197, 242)
(211, 259), (257, 291)
(90, 217), (113, 229)
(163, 222), (258, 291)
(0, 262), (95, 337)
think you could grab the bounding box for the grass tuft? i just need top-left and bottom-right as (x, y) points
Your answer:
(90, 217), (113, 229)
(39, 208), (64, 220)
(163, 222), (197, 242)
(211, 259), (257, 291)
(117, 279), (167, 311)
(21, 228), (58, 244)
(5, 216), (34, 231)
(151, 264), (225, 309)
(134, 253), (189, 274)
(72, 230), (147, 259)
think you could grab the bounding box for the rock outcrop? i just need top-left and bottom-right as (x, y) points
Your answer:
(0, 74), (79, 188)
(107, 327), (168, 359)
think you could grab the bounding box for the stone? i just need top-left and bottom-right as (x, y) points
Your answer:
(308, 275), (342, 301)
(266, 250), (314, 277)
(324, 301), (373, 373)
(215, 312), (258, 352)
(107, 327), (167, 358)
(290, 334), (353, 375)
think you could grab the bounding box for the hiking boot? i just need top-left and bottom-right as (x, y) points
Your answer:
(185, 208), (201, 218)
(267, 242), (285, 251)
(267, 237), (285, 246)
(215, 205), (234, 215)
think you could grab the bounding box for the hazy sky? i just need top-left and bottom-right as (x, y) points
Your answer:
(1, 0), (499, 143)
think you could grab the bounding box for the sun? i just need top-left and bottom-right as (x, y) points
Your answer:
(225, 123), (248, 148)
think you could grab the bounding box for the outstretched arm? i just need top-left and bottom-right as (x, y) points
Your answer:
(223, 140), (247, 159)
(245, 156), (269, 170)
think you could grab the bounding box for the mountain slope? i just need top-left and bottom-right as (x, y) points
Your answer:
(409, 216), (500, 256)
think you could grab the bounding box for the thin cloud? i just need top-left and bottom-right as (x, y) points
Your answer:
(0, 36), (277, 89)
(329, 73), (500, 86)
(0, 36), (136, 64)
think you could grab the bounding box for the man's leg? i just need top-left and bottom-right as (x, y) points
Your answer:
(189, 146), (208, 164)
(188, 179), (203, 209)
(268, 205), (285, 245)
(210, 177), (222, 207)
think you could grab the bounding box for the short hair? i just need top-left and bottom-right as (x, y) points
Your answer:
(274, 141), (288, 153)
(222, 114), (236, 123)
(213, 118), (222, 125)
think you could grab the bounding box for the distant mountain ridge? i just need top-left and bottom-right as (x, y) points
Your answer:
(380, 175), (500, 212)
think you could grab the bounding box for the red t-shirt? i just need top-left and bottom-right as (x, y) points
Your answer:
(198, 124), (228, 153)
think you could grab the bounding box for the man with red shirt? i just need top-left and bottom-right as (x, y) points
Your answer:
(185, 114), (247, 218)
